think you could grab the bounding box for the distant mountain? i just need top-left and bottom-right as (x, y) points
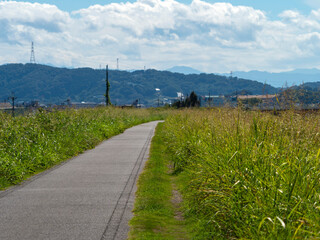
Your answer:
(167, 66), (202, 74)
(288, 68), (320, 75)
(225, 69), (320, 88)
(0, 64), (278, 106)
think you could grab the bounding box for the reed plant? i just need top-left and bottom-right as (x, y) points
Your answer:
(163, 108), (320, 239)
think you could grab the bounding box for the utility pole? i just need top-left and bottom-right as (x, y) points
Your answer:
(8, 92), (17, 117)
(208, 92), (211, 107)
(117, 58), (119, 70)
(105, 65), (111, 106)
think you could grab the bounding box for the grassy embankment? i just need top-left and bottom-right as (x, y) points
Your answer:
(161, 109), (320, 239)
(129, 123), (190, 240)
(0, 107), (167, 190)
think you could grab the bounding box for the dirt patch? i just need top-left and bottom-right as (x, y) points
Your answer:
(171, 183), (184, 221)
(167, 164), (174, 174)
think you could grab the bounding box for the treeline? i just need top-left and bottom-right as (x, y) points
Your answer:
(279, 86), (320, 105)
(0, 64), (277, 106)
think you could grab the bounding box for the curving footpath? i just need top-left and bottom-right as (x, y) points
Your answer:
(0, 121), (161, 240)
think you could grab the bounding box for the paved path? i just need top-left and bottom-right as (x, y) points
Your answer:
(0, 121), (160, 240)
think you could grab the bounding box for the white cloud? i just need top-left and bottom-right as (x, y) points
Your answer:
(1, 0), (320, 72)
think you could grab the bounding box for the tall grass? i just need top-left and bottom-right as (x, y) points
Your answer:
(0, 107), (167, 189)
(163, 109), (320, 239)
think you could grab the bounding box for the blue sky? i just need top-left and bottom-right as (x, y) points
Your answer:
(1, 0), (320, 72)
(10, 0), (315, 17)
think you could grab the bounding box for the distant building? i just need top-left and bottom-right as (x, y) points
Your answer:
(202, 95), (225, 107)
(237, 94), (276, 109)
(21, 101), (45, 109)
(30, 101), (40, 108)
(177, 92), (184, 100)
(132, 99), (145, 108)
(0, 102), (12, 110)
(60, 99), (101, 109)
(70, 102), (101, 109)
(236, 94), (276, 100)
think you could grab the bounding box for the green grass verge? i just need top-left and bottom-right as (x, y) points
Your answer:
(0, 107), (168, 190)
(129, 123), (190, 240)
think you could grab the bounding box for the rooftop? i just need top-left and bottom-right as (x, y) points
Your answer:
(237, 95), (276, 100)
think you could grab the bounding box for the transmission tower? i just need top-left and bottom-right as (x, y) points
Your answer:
(30, 42), (36, 64)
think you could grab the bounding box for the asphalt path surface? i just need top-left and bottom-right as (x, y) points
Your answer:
(0, 121), (161, 240)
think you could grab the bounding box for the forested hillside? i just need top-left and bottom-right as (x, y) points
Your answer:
(0, 64), (278, 105)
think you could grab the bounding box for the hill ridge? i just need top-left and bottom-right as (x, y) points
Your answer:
(0, 63), (278, 106)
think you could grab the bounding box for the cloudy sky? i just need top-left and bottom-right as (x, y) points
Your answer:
(1, 0), (320, 73)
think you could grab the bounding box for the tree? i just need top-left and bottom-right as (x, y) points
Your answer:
(189, 91), (200, 107)
(173, 91), (200, 108)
